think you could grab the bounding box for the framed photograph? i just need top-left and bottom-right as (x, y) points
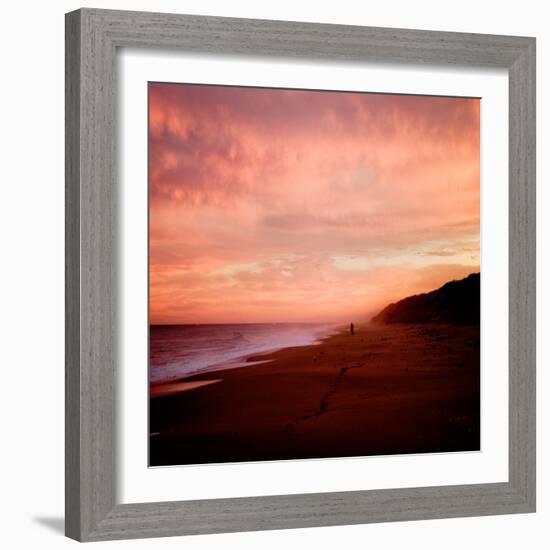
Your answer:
(65, 8), (536, 541)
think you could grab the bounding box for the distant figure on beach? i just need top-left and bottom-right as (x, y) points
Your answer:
(350, 322), (354, 336)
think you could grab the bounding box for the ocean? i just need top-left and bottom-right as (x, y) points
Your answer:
(150, 323), (341, 384)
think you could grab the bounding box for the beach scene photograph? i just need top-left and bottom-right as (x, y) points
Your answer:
(148, 82), (480, 466)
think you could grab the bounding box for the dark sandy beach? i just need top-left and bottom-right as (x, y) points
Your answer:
(149, 323), (480, 466)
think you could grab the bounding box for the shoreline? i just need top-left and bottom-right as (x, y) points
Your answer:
(150, 322), (480, 466)
(150, 323), (345, 385)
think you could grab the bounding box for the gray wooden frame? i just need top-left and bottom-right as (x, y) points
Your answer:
(65, 8), (536, 542)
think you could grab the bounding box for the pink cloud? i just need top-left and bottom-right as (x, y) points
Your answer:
(149, 83), (480, 324)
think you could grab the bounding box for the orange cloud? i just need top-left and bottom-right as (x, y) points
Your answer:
(149, 83), (480, 324)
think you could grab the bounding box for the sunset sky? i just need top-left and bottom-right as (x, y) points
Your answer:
(149, 83), (480, 324)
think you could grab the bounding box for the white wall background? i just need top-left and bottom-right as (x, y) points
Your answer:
(0, 1), (546, 548)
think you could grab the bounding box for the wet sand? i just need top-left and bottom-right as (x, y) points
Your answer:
(149, 323), (480, 466)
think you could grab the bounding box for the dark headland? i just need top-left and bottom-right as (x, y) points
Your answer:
(372, 273), (480, 325)
(150, 274), (480, 466)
